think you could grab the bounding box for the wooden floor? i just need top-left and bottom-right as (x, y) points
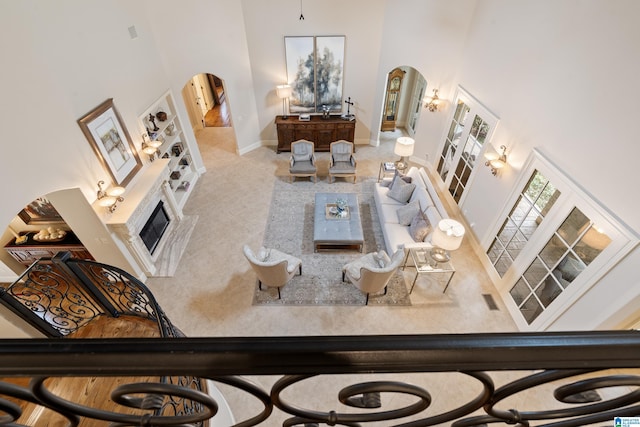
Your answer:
(3, 316), (180, 426)
(204, 101), (231, 127)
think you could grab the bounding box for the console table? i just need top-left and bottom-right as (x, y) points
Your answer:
(275, 115), (355, 153)
(4, 231), (94, 267)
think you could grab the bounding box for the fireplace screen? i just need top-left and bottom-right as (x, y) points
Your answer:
(139, 201), (170, 255)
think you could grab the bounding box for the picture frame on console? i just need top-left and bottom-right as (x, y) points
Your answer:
(78, 98), (142, 186)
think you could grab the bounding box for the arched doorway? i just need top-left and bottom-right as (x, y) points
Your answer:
(380, 66), (427, 138)
(182, 73), (231, 129)
(377, 66), (427, 159)
(181, 73), (237, 155)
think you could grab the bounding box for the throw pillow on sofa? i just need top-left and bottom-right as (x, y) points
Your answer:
(390, 170), (412, 188)
(388, 176), (416, 203)
(396, 201), (421, 226)
(409, 210), (431, 242)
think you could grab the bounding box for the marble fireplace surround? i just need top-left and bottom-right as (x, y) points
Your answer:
(105, 159), (184, 277)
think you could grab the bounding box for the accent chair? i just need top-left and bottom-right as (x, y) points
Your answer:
(342, 249), (404, 305)
(243, 245), (302, 299)
(328, 140), (357, 183)
(289, 139), (317, 183)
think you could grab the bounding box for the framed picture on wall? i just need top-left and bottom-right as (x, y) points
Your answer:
(285, 35), (345, 114)
(78, 98), (142, 186)
(18, 197), (64, 224)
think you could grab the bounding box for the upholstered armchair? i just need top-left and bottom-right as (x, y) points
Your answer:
(289, 139), (317, 183)
(243, 245), (302, 299)
(329, 140), (356, 183)
(342, 249), (404, 304)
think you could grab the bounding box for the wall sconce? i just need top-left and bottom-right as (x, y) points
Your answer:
(394, 137), (415, 173)
(424, 89), (441, 112)
(276, 84), (293, 119)
(141, 134), (162, 161)
(96, 181), (125, 213)
(484, 145), (508, 176)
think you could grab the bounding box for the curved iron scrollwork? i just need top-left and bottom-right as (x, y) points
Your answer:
(0, 367), (629, 427)
(0, 263), (102, 336)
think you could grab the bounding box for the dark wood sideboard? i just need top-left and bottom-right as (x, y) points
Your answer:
(275, 115), (356, 153)
(4, 231), (94, 267)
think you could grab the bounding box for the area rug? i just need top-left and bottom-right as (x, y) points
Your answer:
(252, 178), (411, 306)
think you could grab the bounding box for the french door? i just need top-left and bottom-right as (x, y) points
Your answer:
(487, 150), (636, 330)
(407, 74), (426, 137)
(436, 87), (499, 206)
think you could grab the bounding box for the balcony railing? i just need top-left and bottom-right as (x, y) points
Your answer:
(1, 332), (640, 426)
(0, 254), (639, 426)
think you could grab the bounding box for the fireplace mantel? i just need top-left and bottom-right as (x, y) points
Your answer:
(103, 159), (183, 276)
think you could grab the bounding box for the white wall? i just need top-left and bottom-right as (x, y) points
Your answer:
(0, 1), (204, 334)
(453, 0), (640, 329)
(146, 0), (260, 155)
(240, 0), (387, 145)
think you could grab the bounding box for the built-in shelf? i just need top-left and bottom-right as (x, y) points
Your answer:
(139, 90), (200, 209)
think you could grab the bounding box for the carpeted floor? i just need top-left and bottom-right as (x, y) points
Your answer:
(252, 177), (411, 306)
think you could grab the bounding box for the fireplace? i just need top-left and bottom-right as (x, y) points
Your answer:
(139, 201), (170, 255)
(104, 160), (184, 278)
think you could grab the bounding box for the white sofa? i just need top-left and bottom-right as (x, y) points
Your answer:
(373, 166), (449, 254)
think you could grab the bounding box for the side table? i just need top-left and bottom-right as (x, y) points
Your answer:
(378, 162), (397, 182)
(404, 248), (456, 294)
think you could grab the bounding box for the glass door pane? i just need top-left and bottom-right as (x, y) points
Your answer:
(488, 170), (561, 276)
(437, 100), (469, 180)
(448, 114), (490, 203)
(509, 207), (611, 325)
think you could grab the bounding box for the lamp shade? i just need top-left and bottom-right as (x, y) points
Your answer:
(394, 137), (415, 157)
(276, 84), (292, 99)
(432, 219), (465, 251)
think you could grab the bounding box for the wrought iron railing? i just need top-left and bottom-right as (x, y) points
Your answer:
(0, 253), (202, 424)
(0, 332), (640, 426)
(0, 252), (179, 338)
(1, 255), (640, 426)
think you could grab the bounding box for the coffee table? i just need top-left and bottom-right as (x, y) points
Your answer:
(313, 193), (364, 252)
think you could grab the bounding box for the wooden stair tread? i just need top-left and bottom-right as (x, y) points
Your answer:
(67, 314), (163, 338)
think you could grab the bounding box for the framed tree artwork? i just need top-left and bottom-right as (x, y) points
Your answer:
(78, 98), (142, 186)
(285, 35), (345, 114)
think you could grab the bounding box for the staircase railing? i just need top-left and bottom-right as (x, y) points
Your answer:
(0, 252), (203, 424)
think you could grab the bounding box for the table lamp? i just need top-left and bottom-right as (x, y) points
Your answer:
(431, 218), (465, 265)
(276, 84), (293, 119)
(394, 137), (414, 172)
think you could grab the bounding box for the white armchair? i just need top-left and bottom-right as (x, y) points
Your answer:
(289, 139), (317, 183)
(342, 249), (404, 304)
(243, 245), (302, 299)
(328, 140), (356, 183)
